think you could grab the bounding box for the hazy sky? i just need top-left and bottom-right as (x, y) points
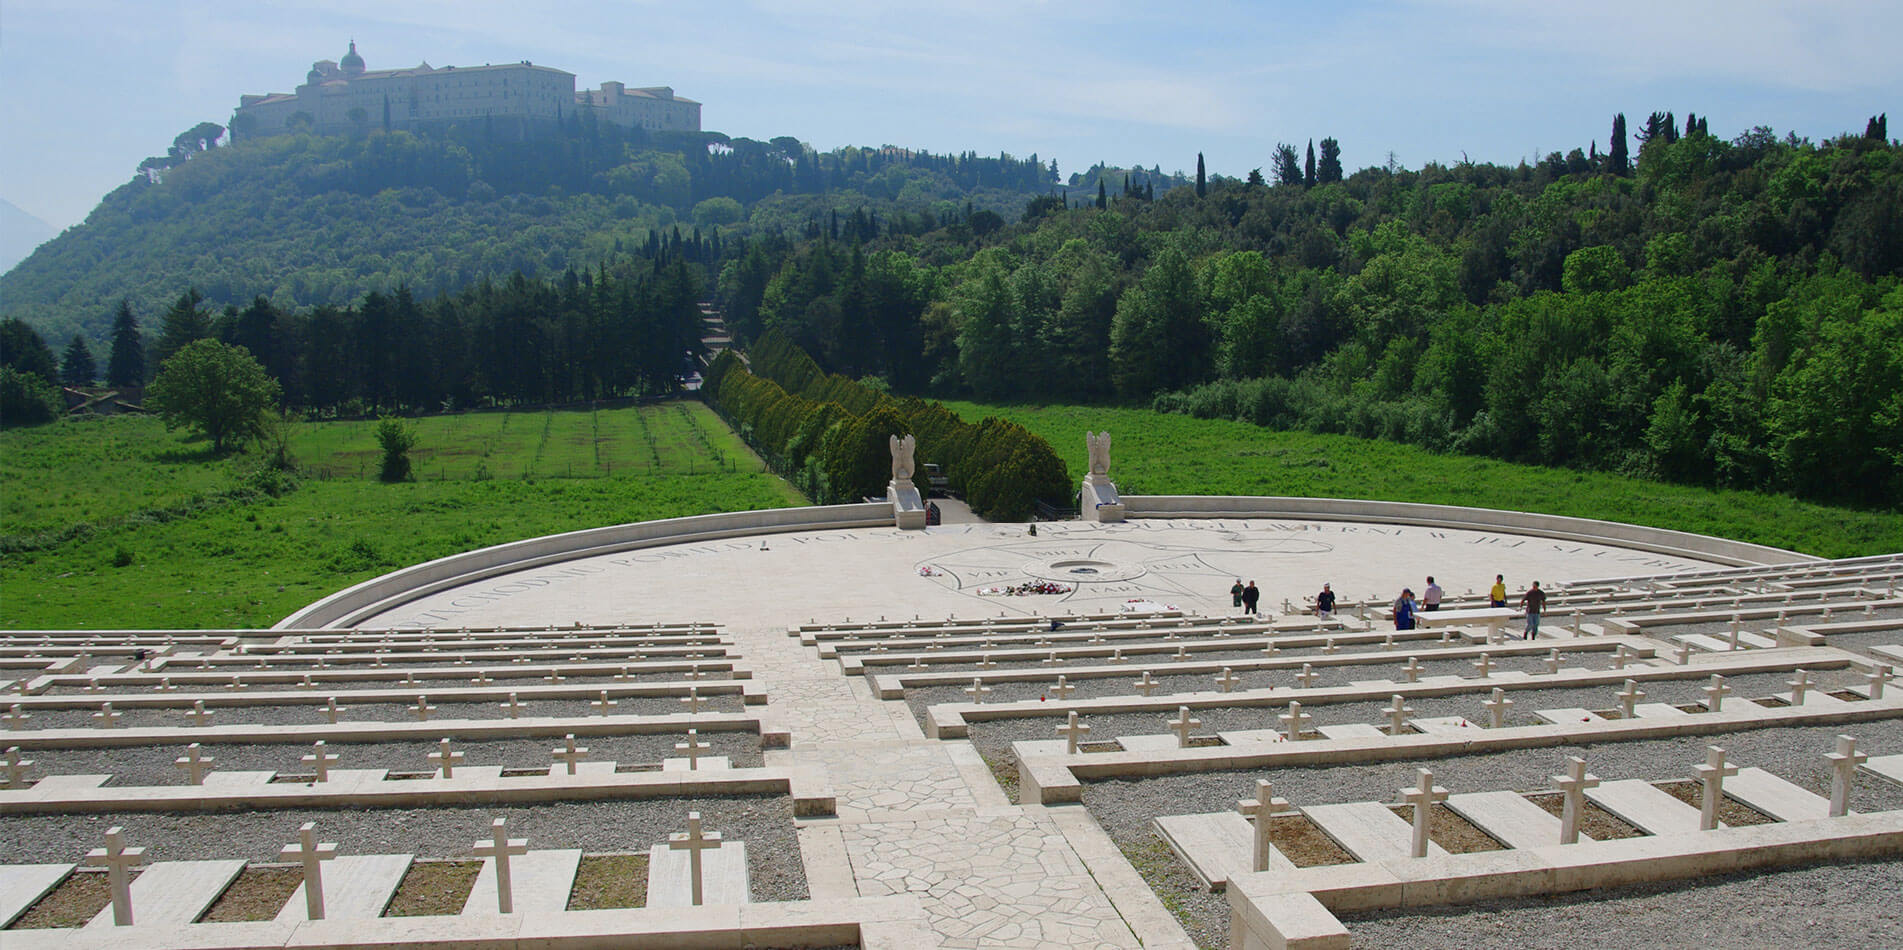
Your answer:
(3, 0), (1898, 232)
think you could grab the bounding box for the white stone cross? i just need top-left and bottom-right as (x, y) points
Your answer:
(1214, 668), (1241, 693)
(594, 691), (619, 716)
(1384, 695), (1414, 735)
(428, 737), (465, 778)
(1169, 706), (1202, 748)
(1571, 610), (1584, 636)
(3, 746), (34, 787)
(158, 677), (176, 692)
(1471, 653), (1493, 679)
(1296, 664), (1318, 690)
(683, 686), (707, 714)
(1701, 674), (1732, 712)
(1693, 745), (1738, 831)
(1611, 644), (1632, 670)
(1058, 710), (1091, 754)
(298, 673), (317, 689)
(1259, 641), (1277, 657)
(280, 822), (339, 920)
(1673, 642), (1693, 666)
(1173, 645), (1189, 659)
(1787, 669), (1812, 705)
(1553, 756), (1600, 844)
(1111, 648), (1129, 663)
(964, 678), (991, 704)
(1133, 671), (1160, 696)
(1402, 656), (1423, 683)
(93, 702), (122, 728)
(86, 826), (146, 926)
(1826, 734), (1867, 818)
(1483, 688), (1513, 728)
(1236, 779), (1294, 872)
(668, 812), (724, 906)
(5, 703), (30, 730)
(1322, 638), (1340, 655)
(552, 733), (589, 775)
(187, 699), (215, 727)
(1869, 664), (1892, 700)
(1381, 633), (1395, 649)
(302, 741), (340, 782)
(472, 818), (530, 914)
(1728, 616), (1744, 651)
(472, 670), (495, 686)
(1401, 768), (1449, 858)
(675, 728), (710, 770)
(1050, 676), (1076, 701)
(500, 692), (524, 719)
(1041, 650), (1062, 666)
(85, 676), (103, 693)
(614, 666), (634, 682)
(977, 654), (997, 669)
(410, 696), (436, 722)
(544, 670), (566, 684)
(1616, 679), (1645, 719)
(1279, 701), (1313, 742)
(1542, 649), (1563, 675)
(174, 742), (216, 784)
(322, 696), (346, 723)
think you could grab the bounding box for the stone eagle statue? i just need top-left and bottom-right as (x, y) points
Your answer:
(1086, 431), (1111, 476)
(889, 433), (917, 482)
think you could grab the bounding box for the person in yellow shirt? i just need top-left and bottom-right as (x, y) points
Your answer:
(1489, 574), (1507, 608)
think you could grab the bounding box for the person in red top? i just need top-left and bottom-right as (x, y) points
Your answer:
(1520, 581), (1546, 639)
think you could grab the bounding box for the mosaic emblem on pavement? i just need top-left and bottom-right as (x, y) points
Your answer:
(918, 531), (1333, 610)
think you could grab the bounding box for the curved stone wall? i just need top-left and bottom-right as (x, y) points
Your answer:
(276, 503), (893, 629)
(1123, 495), (1817, 567)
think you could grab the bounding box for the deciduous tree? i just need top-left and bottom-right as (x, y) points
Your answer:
(145, 339), (281, 453)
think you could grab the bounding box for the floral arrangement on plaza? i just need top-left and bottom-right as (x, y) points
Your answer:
(918, 565), (942, 577)
(978, 581), (1073, 596)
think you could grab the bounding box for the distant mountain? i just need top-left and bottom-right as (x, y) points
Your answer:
(0, 199), (58, 275)
(0, 124), (1061, 344)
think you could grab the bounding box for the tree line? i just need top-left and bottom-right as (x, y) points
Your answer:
(716, 115), (1902, 509)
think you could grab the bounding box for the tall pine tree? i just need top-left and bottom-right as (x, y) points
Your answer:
(61, 335), (96, 386)
(1608, 113), (1630, 176)
(107, 300), (146, 387)
(1317, 138), (1343, 183)
(1304, 140), (1316, 188)
(1195, 153), (1206, 198)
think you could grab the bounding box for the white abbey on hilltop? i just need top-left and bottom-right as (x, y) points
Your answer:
(231, 41), (700, 139)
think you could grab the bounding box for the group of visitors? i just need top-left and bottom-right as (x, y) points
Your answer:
(1229, 579), (1261, 615)
(1232, 573), (1545, 638)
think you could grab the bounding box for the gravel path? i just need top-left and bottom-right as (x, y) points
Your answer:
(40, 668), (710, 694)
(0, 796), (809, 902)
(15, 693), (746, 730)
(22, 731), (765, 785)
(1078, 720), (1903, 950)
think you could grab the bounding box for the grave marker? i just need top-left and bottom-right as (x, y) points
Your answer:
(3, 746), (34, 787)
(1617, 679), (1645, 719)
(500, 692), (523, 719)
(964, 678), (992, 704)
(1552, 756), (1600, 845)
(5, 704), (30, 730)
(1825, 735), (1867, 818)
(1279, 701), (1313, 742)
(1402, 656), (1423, 683)
(409, 696), (436, 722)
(1058, 711), (1090, 754)
(428, 737), (465, 778)
(471, 818), (530, 914)
(93, 702), (122, 728)
(1384, 695), (1413, 735)
(1133, 671), (1160, 696)
(1214, 668), (1241, 693)
(1787, 669), (1812, 705)
(1484, 688), (1512, 728)
(1471, 653), (1493, 679)
(675, 728), (710, 770)
(1169, 706), (1201, 748)
(1701, 674), (1732, 712)
(187, 699), (214, 727)
(1401, 768), (1449, 858)
(302, 741), (340, 782)
(1050, 675), (1076, 701)
(1869, 664), (1892, 700)
(594, 691), (619, 716)
(85, 826), (145, 926)
(667, 811), (723, 906)
(552, 734), (589, 775)
(174, 743), (215, 784)
(1296, 664), (1318, 690)
(1236, 780), (1294, 872)
(323, 696), (346, 724)
(1693, 745), (1739, 830)
(280, 823), (339, 920)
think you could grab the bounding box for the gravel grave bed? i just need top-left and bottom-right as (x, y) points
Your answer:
(962, 671), (1864, 767)
(0, 796), (807, 902)
(1338, 857), (1903, 949)
(199, 865), (303, 922)
(24, 732), (764, 786)
(1523, 794), (1643, 838)
(38, 668), (713, 696)
(385, 860), (481, 916)
(1653, 780), (1777, 826)
(1387, 803), (1504, 853)
(1077, 720), (1903, 949)
(19, 694), (745, 730)
(7, 868), (131, 928)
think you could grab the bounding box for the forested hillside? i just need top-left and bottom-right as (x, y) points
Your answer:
(1, 119), (1077, 344)
(720, 115), (1902, 510)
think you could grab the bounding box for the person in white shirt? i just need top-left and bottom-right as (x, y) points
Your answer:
(1422, 576), (1443, 612)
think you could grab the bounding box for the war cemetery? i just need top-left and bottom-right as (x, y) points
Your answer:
(1, 432), (1900, 950)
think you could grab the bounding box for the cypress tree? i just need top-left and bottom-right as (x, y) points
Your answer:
(1195, 153), (1206, 198)
(107, 299), (146, 386)
(1609, 114), (1630, 176)
(1868, 114), (1889, 141)
(1096, 179), (1107, 209)
(1304, 139), (1316, 188)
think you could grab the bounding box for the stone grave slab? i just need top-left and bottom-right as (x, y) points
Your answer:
(549, 761), (619, 778)
(1774, 689), (1845, 707)
(1444, 791), (1583, 849)
(1117, 733), (1194, 753)
(1407, 716), (1478, 735)
(1632, 703), (1693, 719)
(1585, 779), (1714, 835)
(0, 863), (72, 927)
(440, 765), (507, 782)
(1316, 723), (1386, 740)
(1725, 766), (1830, 821)
(1856, 754), (1903, 787)
(1215, 729), (1288, 746)
(1867, 644), (1903, 664)
(84, 858), (245, 929)
(1673, 634), (1733, 653)
(1533, 708), (1605, 725)
(276, 854), (412, 922)
(462, 848), (581, 915)
(646, 840), (749, 907)
(1153, 812), (1293, 890)
(202, 769), (276, 788)
(663, 756), (733, 771)
(1303, 802), (1446, 863)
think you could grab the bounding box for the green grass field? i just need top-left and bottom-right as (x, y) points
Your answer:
(948, 402), (1903, 559)
(1, 403), (804, 629)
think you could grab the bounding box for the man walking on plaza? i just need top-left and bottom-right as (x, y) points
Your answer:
(1422, 576), (1443, 612)
(1520, 581), (1546, 639)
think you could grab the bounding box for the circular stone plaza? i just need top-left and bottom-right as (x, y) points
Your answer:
(3, 489), (1900, 949)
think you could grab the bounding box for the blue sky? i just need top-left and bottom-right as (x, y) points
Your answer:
(2, 0), (1898, 232)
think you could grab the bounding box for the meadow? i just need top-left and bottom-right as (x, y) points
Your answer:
(948, 402), (1903, 560)
(1, 403), (804, 629)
